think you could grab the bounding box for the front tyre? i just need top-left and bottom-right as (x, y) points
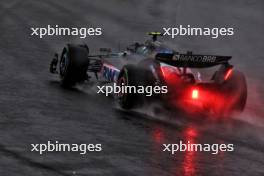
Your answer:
(59, 44), (89, 87)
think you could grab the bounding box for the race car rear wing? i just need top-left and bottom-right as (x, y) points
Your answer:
(155, 53), (232, 68)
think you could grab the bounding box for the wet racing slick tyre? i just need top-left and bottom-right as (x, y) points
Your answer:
(59, 44), (89, 87)
(220, 70), (247, 115)
(117, 64), (149, 109)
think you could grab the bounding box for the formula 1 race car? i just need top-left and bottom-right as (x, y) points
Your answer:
(49, 32), (247, 117)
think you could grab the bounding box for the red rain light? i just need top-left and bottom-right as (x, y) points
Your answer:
(224, 68), (233, 80)
(192, 89), (199, 99)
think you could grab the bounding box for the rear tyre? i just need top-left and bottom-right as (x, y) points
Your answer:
(117, 65), (147, 109)
(220, 70), (247, 114)
(59, 44), (89, 87)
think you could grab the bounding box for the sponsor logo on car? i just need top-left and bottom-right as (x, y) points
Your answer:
(102, 63), (120, 82)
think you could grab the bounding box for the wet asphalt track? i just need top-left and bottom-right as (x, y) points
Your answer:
(0, 0), (264, 175)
